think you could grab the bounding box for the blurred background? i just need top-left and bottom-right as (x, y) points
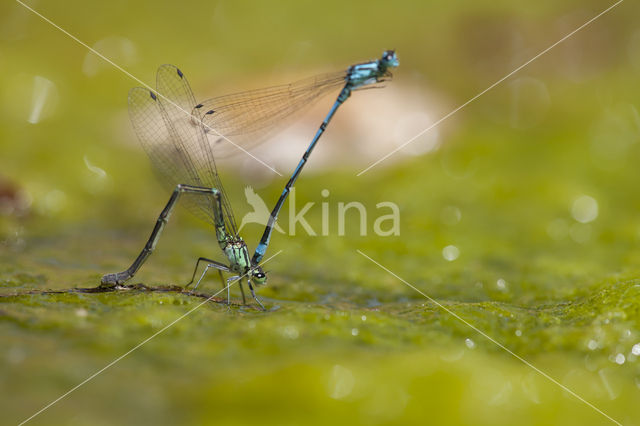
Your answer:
(2, 0), (640, 424)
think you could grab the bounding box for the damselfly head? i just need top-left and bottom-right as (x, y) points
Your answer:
(251, 266), (267, 286)
(381, 50), (399, 69)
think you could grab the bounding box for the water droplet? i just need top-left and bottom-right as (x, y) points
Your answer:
(632, 343), (640, 356)
(465, 338), (475, 349)
(440, 348), (465, 362)
(615, 353), (625, 365)
(571, 195), (598, 223)
(83, 155), (110, 193)
(327, 365), (355, 399)
(75, 308), (88, 318)
(351, 328), (359, 336)
(28, 76), (57, 124)
(599, 368), (621, 400)
(361, 315), (367, 322)
(442, 245), (460, 261)
(515, 329), (522, 337)
(588, 339), (599, 351)
(496, 278), (508, 291)
(84, 155), (107, 179)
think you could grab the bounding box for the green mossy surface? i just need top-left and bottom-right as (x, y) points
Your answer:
(3, 0), (640, 424)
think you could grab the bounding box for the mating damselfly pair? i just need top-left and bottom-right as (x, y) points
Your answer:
(101, 50), (399, 309)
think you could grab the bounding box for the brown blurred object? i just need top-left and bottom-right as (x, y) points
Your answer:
(0, 176), (30, 217)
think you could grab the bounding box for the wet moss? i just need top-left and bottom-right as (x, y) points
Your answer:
(3, 1), (640, 423)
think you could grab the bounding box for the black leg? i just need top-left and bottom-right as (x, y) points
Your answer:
(101, 184), (226, 286)
(247, 280), (265, 311)
(217, 270), (225, 290)
(238, 278), (247, 305)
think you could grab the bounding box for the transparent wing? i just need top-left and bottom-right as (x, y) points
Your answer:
(155, 65), (238, 234)
(128, 64), (237, 234)
(195, 71), (347, 158)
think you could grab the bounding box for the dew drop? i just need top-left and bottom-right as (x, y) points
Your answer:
(442, 245), (460, 261)
(327, 365), (355, 400)
(496, 279), (508, 291)
(571, 195), (598, 223)
(28, 76), (57, 124)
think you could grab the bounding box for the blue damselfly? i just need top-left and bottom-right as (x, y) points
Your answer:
(101, 50), (399, 309)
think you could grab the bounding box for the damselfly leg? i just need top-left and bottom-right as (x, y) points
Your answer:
(186, 257), (246, 304)
(101, 184), (225, 286)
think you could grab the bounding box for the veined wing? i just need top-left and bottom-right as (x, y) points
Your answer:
(195, 71), (347, 158)
(128, 64), (238, 235)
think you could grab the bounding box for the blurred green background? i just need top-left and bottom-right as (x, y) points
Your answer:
(2, 0), (640, 424)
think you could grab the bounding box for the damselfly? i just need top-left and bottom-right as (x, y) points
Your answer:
(101, 50), (399, 309)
